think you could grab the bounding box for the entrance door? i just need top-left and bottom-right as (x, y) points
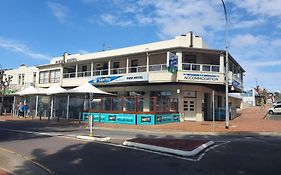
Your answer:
(203, 93), (210, 121)
(183, 98), (196, 120)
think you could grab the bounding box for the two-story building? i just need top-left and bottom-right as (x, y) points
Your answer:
(37, 32), (245, 121)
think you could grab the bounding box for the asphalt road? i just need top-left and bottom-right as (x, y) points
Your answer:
(267, 114), (281, 120)
(0, 120), (281, 175)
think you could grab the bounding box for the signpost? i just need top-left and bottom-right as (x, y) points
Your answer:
(89, 115), (93, 137)
(167, 52), (178, 74)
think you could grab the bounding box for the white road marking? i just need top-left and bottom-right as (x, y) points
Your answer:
(0, 128), (231, 162)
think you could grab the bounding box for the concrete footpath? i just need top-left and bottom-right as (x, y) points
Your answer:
(2, 107), (280, 134)
(91, 107), (281, 134)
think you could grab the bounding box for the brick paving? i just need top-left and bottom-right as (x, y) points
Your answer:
(88, 106), (280, 133)
(127, 138), (208, 151)
(0, 169), (12, 175)
(1, 106), (281, 133)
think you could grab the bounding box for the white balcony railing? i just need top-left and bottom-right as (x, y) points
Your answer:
(149, 64), (168, 72)
(77, 71), (91, 77)
(128, 65), (147, 73)
(110, 67), (126, 75)
(62, 63), (222, 79)
(182, 63), (220, 72)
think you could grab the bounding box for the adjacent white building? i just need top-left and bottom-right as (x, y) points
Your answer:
(4, 64), (38, 92)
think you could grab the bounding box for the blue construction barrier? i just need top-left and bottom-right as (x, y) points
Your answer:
(82, 112), (180, 125)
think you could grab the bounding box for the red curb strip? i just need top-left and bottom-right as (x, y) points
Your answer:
(123, 140), (214, 157)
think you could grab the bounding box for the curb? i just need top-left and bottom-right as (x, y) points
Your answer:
(76, 135), (111, 142)
(93, 126), (281, 137)
(122, 140), (214, 157)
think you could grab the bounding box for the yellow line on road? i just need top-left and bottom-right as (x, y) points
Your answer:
(0, 147), (55, 175)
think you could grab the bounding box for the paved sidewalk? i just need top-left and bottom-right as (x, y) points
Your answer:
(92, 107), (281, 133)
(1, 107), (280, 134)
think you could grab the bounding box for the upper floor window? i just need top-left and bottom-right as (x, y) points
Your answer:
(130, 60), (138, 73)
(18, 74), (21, 85)
(22, 74), (25, 85)
(39, 69), (60, 84)
(184, 55), (196, 63)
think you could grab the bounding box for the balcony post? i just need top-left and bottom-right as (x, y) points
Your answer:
(126, 58), (129, 73)
(146, 52), (149, 72)
(75, 64), (78, 78)
(219, 54), (225, 73)
(91, 62), (93, 77)
(60, 66), (63, 85)
(108, 60), (111, 75)
(176, 52), (183, 71)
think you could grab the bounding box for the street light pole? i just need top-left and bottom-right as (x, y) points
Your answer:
(221, 0), (229, 129)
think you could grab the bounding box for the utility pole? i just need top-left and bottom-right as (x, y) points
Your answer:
(0, 68), (4, 115)
(221, 0), (230, 129)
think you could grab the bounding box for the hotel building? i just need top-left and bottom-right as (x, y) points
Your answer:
(36, 32), (244, 122)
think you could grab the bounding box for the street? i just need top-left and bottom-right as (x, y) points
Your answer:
(0, 120), (281, 175)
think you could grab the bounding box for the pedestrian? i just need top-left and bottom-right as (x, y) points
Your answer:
(22, 103), (29, 118)
(17, 101), (23, 117)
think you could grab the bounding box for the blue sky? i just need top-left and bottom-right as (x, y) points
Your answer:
(0, 0), (280, 91)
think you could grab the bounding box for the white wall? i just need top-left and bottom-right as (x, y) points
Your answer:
(4, 65), (38, 91)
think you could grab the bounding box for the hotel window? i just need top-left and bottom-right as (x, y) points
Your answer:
(112, 62), (119, 74)
(130, 60), (138, 73)
(22, 74), (25, 85)
(183, 55), (197, 70)
(18, 74), (21, 85)
(33, 72), (37, 85)
(150, 91), (171, 112)
(39, 71), (49, 84)
(50, 69), (60, 83)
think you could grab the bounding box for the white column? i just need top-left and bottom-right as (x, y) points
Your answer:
(50, 96), (54, 119)
(146, 53), (149, 72)
(35, 95), (38, 118)
(66, 94), (70, 119)
(126, 58), (129, 73)
(75, 64), (78, 78)
(219, 54), (225, 73)
(176, 52), (183, 71)
(60, 67), (63, 85)
(91, 62), (94, 77)
(108, 60), (111, 75)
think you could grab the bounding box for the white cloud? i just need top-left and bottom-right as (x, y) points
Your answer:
(0, 37), (50, 60)
(231, 33), (281, 91)
(232, 18), (265, 29)
(232, 0), (281, 17)
(137, 0), (224, 38)
(47, 2), (69, 23)
(100, 13), (133, 27)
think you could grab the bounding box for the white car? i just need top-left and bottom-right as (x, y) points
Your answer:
(268, 104), (281, 115)
(273, 101), (281, 106)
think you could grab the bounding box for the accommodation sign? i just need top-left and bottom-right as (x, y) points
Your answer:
(89, 73), (148, 84)
(183, 73), (219, 82)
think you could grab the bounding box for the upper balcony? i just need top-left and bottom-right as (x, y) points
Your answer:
(39, 50), (244, 91)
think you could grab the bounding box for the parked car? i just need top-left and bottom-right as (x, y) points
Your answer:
(273, 101), (281, 106)
(268, 104), (281, 115)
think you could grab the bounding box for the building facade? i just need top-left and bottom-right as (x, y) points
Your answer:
(4, 64), (38, 92)
(36, 33), (245, 121)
